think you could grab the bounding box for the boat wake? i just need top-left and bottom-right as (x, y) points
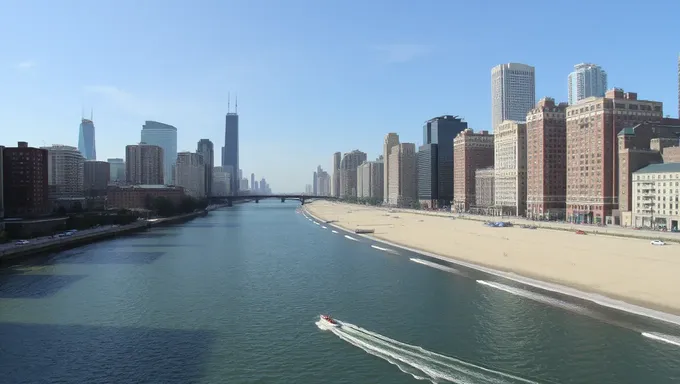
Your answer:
(317, 319), (541, 383)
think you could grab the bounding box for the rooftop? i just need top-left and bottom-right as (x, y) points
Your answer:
(634, 163), (680, 174)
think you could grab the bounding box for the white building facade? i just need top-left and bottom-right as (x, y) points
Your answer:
(632, 163), (680, 230)
(42, 144), (84, 199)
(174, 152), (205, 198)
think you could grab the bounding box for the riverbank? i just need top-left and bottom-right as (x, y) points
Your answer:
(0, 210), (209, 263)
(304, 201), (680, 324)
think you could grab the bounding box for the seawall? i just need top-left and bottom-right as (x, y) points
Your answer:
(0, 210), (208, 264)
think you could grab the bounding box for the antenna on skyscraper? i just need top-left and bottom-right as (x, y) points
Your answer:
(235, 94), (238, 114)
(90, 107), (93, 121)
(228, 92), (231, 113)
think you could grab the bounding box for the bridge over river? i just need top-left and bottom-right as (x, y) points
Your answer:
(208, 194), (337, 206)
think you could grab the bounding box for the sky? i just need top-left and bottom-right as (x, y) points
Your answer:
(1, 0), (679, 193)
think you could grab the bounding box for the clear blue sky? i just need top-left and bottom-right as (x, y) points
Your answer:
(1, 0), (679, 192)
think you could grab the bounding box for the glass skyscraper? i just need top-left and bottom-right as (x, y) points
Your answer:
(222, 112), (239, 196)
(78, 118), (96, 160)
(423, 115), (468, 206)
(568, 63), (607, 105)
(141, 121), (177, 185)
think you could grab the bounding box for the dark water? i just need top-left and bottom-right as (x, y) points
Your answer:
(1, 202), (680, 383)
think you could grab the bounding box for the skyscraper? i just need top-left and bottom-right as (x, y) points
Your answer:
(107, 158), (125, 183)
(141, 121), (177, 185)
(223, 95), (240, 196)
(568, 63), (608, 105)
(491, 63), (536, 131)
(388, 143), (417, 207)
(423, 115), (468, 206)
(339, 150), (367, 198)
(125, 144), (164, 185)
(332, 152), (341, 197)
(175, 152), (205, 198)
(42, 144), (85, 200)
(78, 118), (97, 160)
(383, 133), (400, 203)
(197, 139), (214, 197)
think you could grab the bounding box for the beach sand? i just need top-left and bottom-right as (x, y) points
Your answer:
(305, 201), (680, 316)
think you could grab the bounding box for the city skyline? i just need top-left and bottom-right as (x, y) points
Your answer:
(2, 1), (679, 192)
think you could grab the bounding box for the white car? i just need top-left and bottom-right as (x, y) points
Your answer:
(650, 240), (666, 246)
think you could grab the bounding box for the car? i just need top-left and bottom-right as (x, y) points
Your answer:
(15, 240), (30, 245)
(650, 240), (666, 246)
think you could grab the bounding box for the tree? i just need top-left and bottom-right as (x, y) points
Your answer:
(152, 196), (176, 217)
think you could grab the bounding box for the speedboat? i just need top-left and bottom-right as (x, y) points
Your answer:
(320, 314), (340, 327)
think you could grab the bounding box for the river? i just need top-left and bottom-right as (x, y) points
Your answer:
(1, 201), (679, 383)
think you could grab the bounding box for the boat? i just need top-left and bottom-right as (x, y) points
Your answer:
(320, 314), (340, 327)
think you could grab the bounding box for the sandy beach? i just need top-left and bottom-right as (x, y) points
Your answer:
(305, 200), (680, 317)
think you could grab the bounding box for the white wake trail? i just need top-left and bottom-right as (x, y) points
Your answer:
(318, 319), (541, 384)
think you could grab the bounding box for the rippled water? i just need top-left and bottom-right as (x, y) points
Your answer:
(1, 202), (679, 383)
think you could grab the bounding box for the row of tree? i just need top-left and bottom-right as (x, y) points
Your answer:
(144, 195), (209, 217)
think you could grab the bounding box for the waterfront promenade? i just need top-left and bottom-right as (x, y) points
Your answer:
(305, 201), (680, 316)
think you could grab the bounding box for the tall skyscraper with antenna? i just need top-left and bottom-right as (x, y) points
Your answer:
(78, 108), (97, 160)
(222, 93), (240, 196)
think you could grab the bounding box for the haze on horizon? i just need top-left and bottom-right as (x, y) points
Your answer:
(1, 0), (678, 192)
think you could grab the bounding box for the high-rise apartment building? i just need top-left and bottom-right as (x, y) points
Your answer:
(383, 133), (400, 203)
(197, 139), (214, 197)
(417, 144), (438, 208)
(141, 121), (177, 185)
(2, 142), (49, 216)
(78, 118), (97, 160)
(316, 169), (331, 196)
(83, 160), (110, 196)
(475, 167), (495, 209)
(125, 143), (164, 185)
(356, 165), (364, 198)
(526, 98), (568, 220)
(423, 116), (468, 206)
(388, 143), (417, 207)
(566, 89), (663, 224)
(212, 166), (230, 196)
(568, 63), (608, 105)
(223, 102), (239, 196)
(339, 150), (367, 198)
(494, 121), (527, 216)
(175, 152), (205, 198)
(107, 158), (125, 183)
(332, 152), (341, 197)
(491, 63), (536, 131)
(453, 129), (494, 212)
(42, 144), (85, 200)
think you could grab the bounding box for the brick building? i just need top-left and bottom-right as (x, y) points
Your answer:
(526, 98), (568, 220)
(2, 142), (49, 217)
(106, 185), (184, 210)
(566, 89), (663, 224)
(452, 129), (494, 212)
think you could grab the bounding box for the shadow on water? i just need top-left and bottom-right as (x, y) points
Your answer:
(181, 223), (241, 228)
(0, 274), (86, 298)
(44, 251), (167, 265)
(0, 322), (215, 384)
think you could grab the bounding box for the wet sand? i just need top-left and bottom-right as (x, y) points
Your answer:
(305, 201), (680, 317)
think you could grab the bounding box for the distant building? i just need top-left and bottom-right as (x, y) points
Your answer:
(141, 121), (177, 185)
(340, 150), (367, 198)
(568, 63), (607, 105)
(175, 152), (205, 198)
(566, 89), (663, 224)
(417, 144), (438, 209)
(223, 107), (239, 196)
(126, 143), (164, 185)
(42, 144), (85, 201)
(494, 121), (527, 216)
(83, 160), (110, 197)
(78, 118), (97, 160)
(106, 184), (184, 210)
(315, 167), (331, 196)
(356, 160), (383, 200)
(453, 129), (494, 212)
(631, 163), (680, 230)
(388, 143), (417, 207)
(526, 98), (568, 220)
(197, 139), (214, 197)
(383, 133), (400, 203)
(107, 158), (125, 183)
(331, 152), (341, 197)
(491, 63), (536, 131)
(212, 166), (230, 196)
(475, 167), (495, 210)
(2, 142), (49, 217)
(423, 115), (469, 206)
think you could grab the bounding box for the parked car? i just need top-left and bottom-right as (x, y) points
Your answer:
(15, 240), (30, 245)
(650, 240), (666, 246)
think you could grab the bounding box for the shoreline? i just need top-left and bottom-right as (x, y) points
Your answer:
(0, 209), (210, 265)
(302, 202), (680, 328)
